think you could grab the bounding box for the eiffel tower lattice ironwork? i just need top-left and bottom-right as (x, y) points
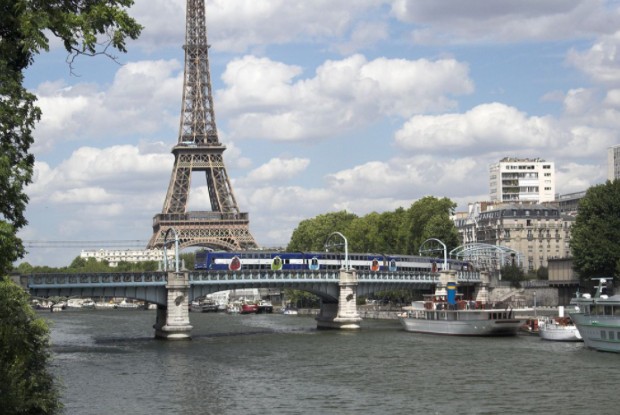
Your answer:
(147, 0), (257, 251)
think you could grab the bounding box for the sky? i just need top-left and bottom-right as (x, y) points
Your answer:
(18, 0), (620, 267)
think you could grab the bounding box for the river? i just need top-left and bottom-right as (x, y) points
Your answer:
(43, 309), (619, 415)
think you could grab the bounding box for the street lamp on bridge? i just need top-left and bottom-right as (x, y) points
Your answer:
(419, 238), (447, 271)
(163, 227), (180, 273)
(324, 232), (350, 271)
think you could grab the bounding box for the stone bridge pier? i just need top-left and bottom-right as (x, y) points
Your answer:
(316, 268), (362, 329)
(153, 271), (193, 340)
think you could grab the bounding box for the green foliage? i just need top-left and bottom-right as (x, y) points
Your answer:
(0, 276), (62, 414)
(404, 196), (459, 255)
(1, 1), (142, 276)
(371, 289), (421, 306)
(180, 252), (195, 270)
(287, 211), (358, 251)
(500, 264), (525, 288)
(286, 197), (459, 257)
(283, 289), (320, 308)
(571, 181), (620, 283)
(536, 266), (548, 280)
(0, 222), (25, 273)
(17, 256), (161, 274)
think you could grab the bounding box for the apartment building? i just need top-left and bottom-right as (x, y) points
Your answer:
(608, 144), (620, 181)
(454, 202), (574, 273)
(489, 157), (555, 203)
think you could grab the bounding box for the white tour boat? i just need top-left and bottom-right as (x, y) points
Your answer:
(398, 293), (525, 336)
(538, 306), (582, 342)
(570, 278), (620, 353)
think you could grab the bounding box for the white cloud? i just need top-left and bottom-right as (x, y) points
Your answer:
(130, 0), (386, 53)
(27, 145), (172, 203)
(392, 0), (620, 43)
(49, 187), (114, 204)
(394, 103), (558, 154)
(556, 162), (607, 193)
(326, 156), (481, 199)
(33, 59), (182, 153)
(218, 54), (473, 141)
(243, 157), (310, 183)
(567, 31), (620, 85)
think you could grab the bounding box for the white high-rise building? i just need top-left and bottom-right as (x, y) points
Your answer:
(608, 144), (620, 181)
(489, 157), (555, 203)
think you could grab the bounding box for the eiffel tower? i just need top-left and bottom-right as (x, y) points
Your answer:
(147, 0), (257, 251)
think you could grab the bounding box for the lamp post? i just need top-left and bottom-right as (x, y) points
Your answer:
(419, 238), (447, 270)
(163, 227), (180, 273)
(324, 231), (349, 271)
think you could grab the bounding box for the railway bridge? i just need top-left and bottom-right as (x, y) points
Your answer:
(27, 268), (485, 339)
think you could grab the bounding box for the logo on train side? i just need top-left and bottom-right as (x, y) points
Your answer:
(229, 256), (241, 271)
(271, 256), (283, 271)
(309, 256), (320, 271)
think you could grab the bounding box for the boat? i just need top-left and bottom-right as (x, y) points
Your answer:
(94, 301), (116, 310)
(519, 318), (542, 335)
(81, 299), (96, 309)
(257, 300), (273, 314)
(240, 303), (258, 314)
(398, 293), (525, 336)
(117, 299), (140, 309)
(539, 317), (582, 342)
(66, 299), (83, 309)
(570, 278), (620, 352)
(51, 302), (67, 312)
(226, 302), (241, 314)
(190, 298), (218, 312)
(282, 307), (298, 315)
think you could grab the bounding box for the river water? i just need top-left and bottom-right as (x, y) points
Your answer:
(43, 309), (619, 415)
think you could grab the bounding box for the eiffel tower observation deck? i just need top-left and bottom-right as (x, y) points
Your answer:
(147, 0), (257, 251)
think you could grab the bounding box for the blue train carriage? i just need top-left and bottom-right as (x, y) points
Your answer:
(195, 251), (325, 271)
(271, 251), (327, 271)
(195, 251), (270, 271)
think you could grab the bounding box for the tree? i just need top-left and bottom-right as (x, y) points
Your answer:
(536, 266), (548, 280)
(500, 264), (525, 288)
(571, 180), (620, 283)
(0, 1), (142, 275)
(287, 211), (358, 251)
(404, 196), (459, 255)
(0, 276), (62, 414)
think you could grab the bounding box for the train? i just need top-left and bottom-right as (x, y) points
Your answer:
(194, 250), (470, 273)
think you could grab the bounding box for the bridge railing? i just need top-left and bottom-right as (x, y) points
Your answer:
(356, 271), (439, 283)
(28, 272), (167, 288)
(189, 270), (340, 283)
(27, 269), (481, 288)
(457, 271), (481, 282)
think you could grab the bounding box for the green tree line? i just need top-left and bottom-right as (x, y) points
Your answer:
(15, 252), (195, 275)
(287, 196), (460, 256)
